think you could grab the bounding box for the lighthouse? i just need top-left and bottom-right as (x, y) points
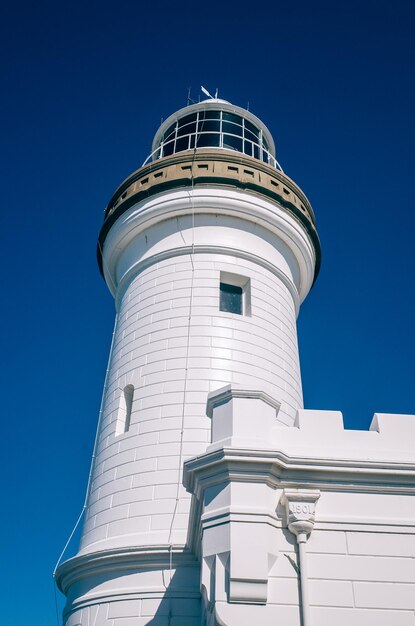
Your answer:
(55, 94), (318, 623)
(56, 95), (415, 626)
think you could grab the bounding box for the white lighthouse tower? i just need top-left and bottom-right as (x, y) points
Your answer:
(56, 95), (319, 624)
(57, 95), (415, 626)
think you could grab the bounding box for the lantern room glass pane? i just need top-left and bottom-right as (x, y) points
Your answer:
(222, 112), (242, 125)
(222, 121), (242, 135)
(178, 113), (197, 127)
(244, 129), (258, 143)
(162, 141), (174, 156)
(244, 140), (253, 156)
(200, 119), (220, 132)
(244, 119), (259, 137)
(195, 133), (220, 147)
(199, 110), (221, 121)
(223, 134), (242, 151)
(163, 124), (176, 141)
(177, 122), (196, 136)
(175, 136), (190, 152)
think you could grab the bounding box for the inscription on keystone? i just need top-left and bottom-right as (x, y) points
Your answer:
(291, 502), (313, 515)
(281, 490), (320, 540)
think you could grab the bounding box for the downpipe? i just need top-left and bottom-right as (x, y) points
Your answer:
(281, 490), (320, 626)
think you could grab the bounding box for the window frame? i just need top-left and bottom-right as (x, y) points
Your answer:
(219, 272), (251, 317)
(157, 110), (279, 169)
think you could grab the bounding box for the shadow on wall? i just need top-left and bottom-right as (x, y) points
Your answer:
(144, 566), (201, 626)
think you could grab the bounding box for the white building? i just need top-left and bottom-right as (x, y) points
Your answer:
(56, 97), (415, 626)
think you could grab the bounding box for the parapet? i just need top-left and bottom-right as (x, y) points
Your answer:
(285, 408), (415, 464)
(205, 385), (415, 466)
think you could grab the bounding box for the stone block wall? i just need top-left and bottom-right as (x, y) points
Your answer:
(80, 243), (303, 555)
(184, 387), (415, 625)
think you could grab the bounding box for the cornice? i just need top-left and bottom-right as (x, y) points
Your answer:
(183, 446), (415, 498)
(105, 151), (313, 223)
(114, 244), (300, 313)
(100, 185), (316, 304)
(97, 151), (320, 283)
(55, 544), (197, 595)
(206, 387), (281, 418)
(184, 446), (415, 555)
(64, 588), (201, 618)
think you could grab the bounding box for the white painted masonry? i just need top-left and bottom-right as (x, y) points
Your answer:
(56, 99), (415, 626)
(184, 389), (415, 625)
(79, 187), (311, 556)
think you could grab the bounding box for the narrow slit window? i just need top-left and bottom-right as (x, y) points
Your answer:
(219, 272), (251, 316)
(115, 384), (134, 435)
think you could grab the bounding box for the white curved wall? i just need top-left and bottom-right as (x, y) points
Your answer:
(78, 185), (316, 556)
(61, 184), (317, 626)
(80, 245), (303, 554)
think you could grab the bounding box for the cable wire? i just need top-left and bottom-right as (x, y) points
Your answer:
(164, 119), (200, 609)
(53, 243), (119, 596)
(53, 310), (118, 577)
(53, 577), (61, 626)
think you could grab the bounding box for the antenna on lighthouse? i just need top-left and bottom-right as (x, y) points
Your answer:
(201, 85), (214, 99)
(187, 87), (196, 106)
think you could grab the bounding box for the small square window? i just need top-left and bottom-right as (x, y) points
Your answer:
(219, 272), (251, 316)
(220, 282), (243, 314)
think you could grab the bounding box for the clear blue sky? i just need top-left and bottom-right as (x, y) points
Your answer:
(1, 1), (414, 624)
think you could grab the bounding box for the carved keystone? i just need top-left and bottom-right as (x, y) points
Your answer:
(281, 489), (320, 544)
